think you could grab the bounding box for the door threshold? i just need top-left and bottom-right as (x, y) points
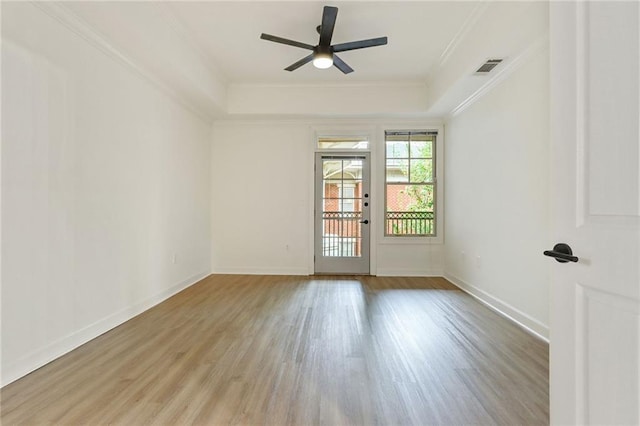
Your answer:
(311, 273), (373, 276)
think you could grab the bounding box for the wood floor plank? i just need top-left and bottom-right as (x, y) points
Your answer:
(1, 275), (549, 425)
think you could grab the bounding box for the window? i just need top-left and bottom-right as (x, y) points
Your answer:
(385, 130), (436, 236)
(317, 136), (369, 150)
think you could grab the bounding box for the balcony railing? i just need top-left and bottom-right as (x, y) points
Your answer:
(385, 211), (434, 236)
(322, 211), (362, 237)
(322, 211), (363, 256)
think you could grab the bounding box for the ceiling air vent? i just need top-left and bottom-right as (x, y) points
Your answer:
(475, 59), (503, 74)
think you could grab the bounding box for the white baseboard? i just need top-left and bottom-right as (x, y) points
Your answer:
(444, 273), (549, 342)
(376, 268), (444, 277)
(210, 268), (444, 277)
(210, 267), (309, 276)
(1, 270), (210, 387)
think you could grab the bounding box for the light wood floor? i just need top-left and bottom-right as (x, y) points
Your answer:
(1, 275), (549, 425)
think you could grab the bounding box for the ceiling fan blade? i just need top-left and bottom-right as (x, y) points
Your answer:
(260, 33), (315, 50)
(332, 36), (388, 52)
(285, 53), (314, 71)
(319, 6), (338, 46)
(333, 54), (354, 74)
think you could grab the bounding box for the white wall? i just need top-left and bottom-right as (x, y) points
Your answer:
(443, 45), (550, 338)
(1, 3), (212, 385)
(211, 120), (444, 276)
(227, 83), (428, 116)
(211, 122), (310, 275)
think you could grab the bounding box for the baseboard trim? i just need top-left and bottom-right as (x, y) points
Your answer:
(1, 270), (210, 387)
(210, 267), (310, 276)
(376, 268), (444, 277)
(444, 273), (549, 342)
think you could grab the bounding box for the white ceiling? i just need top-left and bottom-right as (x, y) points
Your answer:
(58, 1), (549, 118)
(165, 1), (480, 84)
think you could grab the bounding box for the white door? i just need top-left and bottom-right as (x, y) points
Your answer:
(314, 153), (370, 274)
(549, 2), (640, 424)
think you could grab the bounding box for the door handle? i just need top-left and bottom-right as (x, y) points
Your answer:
(360, 220), (369, 224)
(543, 243), (578, 263)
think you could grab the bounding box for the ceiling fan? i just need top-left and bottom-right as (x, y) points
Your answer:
(260, 5), (388, 74)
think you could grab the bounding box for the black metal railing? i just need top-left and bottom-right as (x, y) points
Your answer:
(322, 211), (363, 256)
(385, 211), (434, 236)
(322, 211), (362, 238)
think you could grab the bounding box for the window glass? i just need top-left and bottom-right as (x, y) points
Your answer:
(317, 136), (369, 150)
(385, 131), (436, 236)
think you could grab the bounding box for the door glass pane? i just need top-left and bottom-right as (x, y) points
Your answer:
(322, 158), (363, 257)
(322, 160), (343, 180)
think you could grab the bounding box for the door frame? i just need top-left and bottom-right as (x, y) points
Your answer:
(308, 126), (377, 275)
(313, 151), (371, 274)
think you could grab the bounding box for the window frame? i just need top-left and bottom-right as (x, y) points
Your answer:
(380, 126), (443, 244)
(384, 130), (436, 237)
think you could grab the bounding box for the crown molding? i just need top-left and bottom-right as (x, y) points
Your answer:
(228, 81), (427, 90)
(212, 116), (443, 127)
(154, 2), (229, 86)
(31, 1), (216, 123)
(435, 1), (491, 72)
(446, 32), (549, 120)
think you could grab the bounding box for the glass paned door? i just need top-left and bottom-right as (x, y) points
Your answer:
(314, 153), (370, 274)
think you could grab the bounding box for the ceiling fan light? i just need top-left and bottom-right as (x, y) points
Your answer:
(313, 52), (333, 69)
